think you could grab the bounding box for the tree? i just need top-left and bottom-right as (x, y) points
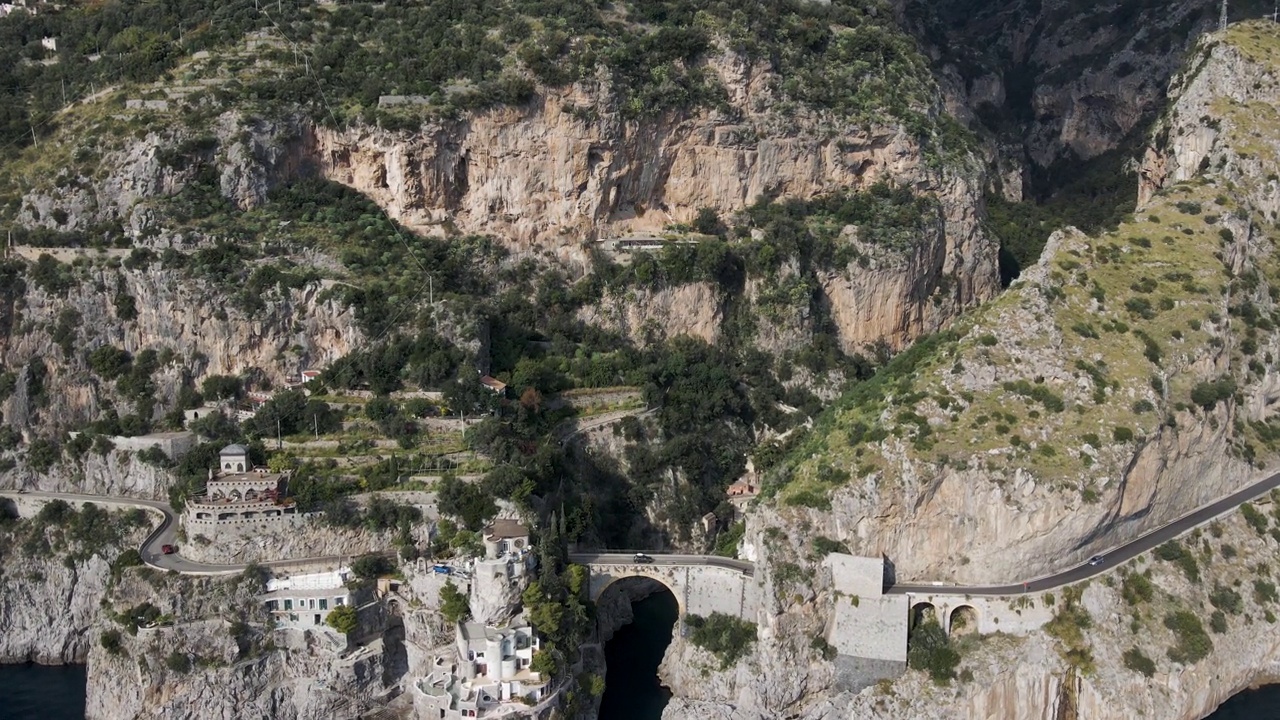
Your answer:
(437, 475), (496, 531)
(440, 580), (470, 624)
(351, 553), (393, 580)
(907, 619), (960, 684)
(201, 375), (243, 401)
(325, 605), (358, 635)
(189, 412), (241, 444)
(530, 646), (559, 677)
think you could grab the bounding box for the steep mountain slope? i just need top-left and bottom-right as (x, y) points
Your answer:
(766, 19), (1280, 584)
(655, 20), (1280, 720)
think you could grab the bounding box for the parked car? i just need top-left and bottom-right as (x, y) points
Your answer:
(633, 553), (654, 563)
(432, 564), (452, 575)
(1087, 554), (1105, 566)
(161, 544), (177, 555)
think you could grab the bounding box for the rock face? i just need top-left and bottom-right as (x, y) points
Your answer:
(313, 79), (998, 354)
(5, 450), (173, 499)
(650, 20), (1280, 720)
(0, 258), (360, 439)
(920, 0), (1222, 174)
(179, 516), (417, 565)
(85, 567), (401, 720)
(0, 550), (119, 664)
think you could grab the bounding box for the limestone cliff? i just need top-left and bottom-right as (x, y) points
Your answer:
(914, 0), (1226, 179)
(653, 19), (1280, 720)
(762, 20), (1280, 584)
(0, 507), (148, 664)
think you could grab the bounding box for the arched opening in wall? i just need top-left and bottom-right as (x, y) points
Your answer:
(597, 576), (678, 720)
(910, 602), (937, 630)
(949, 605), (978, 636)
(236, 463), (244, 472)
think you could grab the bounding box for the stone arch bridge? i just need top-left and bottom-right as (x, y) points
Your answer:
(569, 553), (758, 620)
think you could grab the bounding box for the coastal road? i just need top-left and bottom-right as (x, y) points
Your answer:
(886, 466), (1280, 596)
(10, 463), (1280, 588)
(574, 468), (1280, 596)
(0, 491), (351, 575)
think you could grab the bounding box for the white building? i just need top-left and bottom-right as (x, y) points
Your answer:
(412, 620), (549, 719)
(262, 568), (353, 629)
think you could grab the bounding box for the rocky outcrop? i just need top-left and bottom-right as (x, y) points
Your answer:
(0, 551), (118, 664)
(85, 566), (402, 720)
(179, 515), (417, 565)
(921, 0), (1221, 173)
(0, 258), (360, 436)
(3, 449), (172, 499)
(0, 512), (148, 664)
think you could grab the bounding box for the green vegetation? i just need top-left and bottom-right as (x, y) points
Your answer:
(773, 177), (1251, 507)
(1163, 610), (1212, 664)
(165, 650), (192, 674)
(906, 619), (960, 684)
(324, 605), (358, 635)
(0, 500), (150, 563)
(686, 612), (758, 670)
(1122, 646), (1156, 677)
(1155, 541), (1201, 584)
(350, 553), (394, 581)
(986, 145), (1138, 282)
(1121, 572), (1155, 605)
(1044, 586), (1094, 673)
(439, 581), (471, 625)
(99, 629), (124, 657)
(1190, 377), (1237, 410)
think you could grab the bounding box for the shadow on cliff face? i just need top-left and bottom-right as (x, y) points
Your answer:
(379, 623), (409, 688)
(597, 580), (678, 720)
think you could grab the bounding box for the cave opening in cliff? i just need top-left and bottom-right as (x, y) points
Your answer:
(597, 579), (679, 720)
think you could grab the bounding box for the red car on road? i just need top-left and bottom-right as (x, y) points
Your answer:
(161, 544), (177, 555)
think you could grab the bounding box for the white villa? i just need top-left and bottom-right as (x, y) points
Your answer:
(262, 567), (353, 629)
(412, 621), (550, 719)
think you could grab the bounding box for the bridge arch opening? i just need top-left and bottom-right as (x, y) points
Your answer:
(949, 605), (978, 636)
(597, 577), (678, 720)
(910, 602), (937, 630)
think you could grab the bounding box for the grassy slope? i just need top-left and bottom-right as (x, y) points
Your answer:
(777, 23), (1280, 508)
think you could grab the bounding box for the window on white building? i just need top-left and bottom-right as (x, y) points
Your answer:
(335, 597), (345, 606)
(284, 599), (292, 610)
(319, 598), (328, 610)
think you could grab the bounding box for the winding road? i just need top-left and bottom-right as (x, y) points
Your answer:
(0, 491), (350, 575)
(7, 465), (1280, 591)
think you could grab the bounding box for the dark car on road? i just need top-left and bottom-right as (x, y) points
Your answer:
(161, 544), (177, 555)
(1087, 554), (1105, 566)
(633, 553), (654, 563)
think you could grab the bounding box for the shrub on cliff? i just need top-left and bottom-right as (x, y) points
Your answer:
(1163, 611), (1212, 664)
(1190, 377), (1236, 411)
(99, 630), (123, 657)
(1122, 647), (1155, 677)
(686, 612), (758, 670)
(906, 618), (959, 684)
(165, 651), (192, 674)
